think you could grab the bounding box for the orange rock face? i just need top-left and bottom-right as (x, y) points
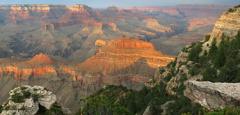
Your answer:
(27, 53), (53, 65)
(0, 53), (56, 80)
(95, 39), (107, 47)
(32, 66), (56, 77)
(0, 40), (173, 80)
(80, 38), (174, 75)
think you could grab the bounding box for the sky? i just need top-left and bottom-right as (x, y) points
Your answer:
(0, 0), (239, 8)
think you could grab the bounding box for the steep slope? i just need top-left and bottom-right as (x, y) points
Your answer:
(79, 38), (174, 75)
(79, 5), (240, 115)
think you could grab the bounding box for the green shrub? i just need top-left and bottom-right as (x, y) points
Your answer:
(188, 42), (202, 62)
(205, 107), (240, 115)
(11, 93), (25, 103)
(188, 65), (200, 76)
(0, 105), (2, 113)
(36, 103), (64, 115)
(203, 32), (240, 82)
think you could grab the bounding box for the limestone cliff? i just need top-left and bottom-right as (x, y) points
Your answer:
(185, 81), (240, 110)
(204, 5), (240, 47)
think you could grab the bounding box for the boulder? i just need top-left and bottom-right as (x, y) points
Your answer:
(185, 80), (240, 110)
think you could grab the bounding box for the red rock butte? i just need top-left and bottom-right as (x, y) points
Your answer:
(79, 38), (174, 75)
(27, 53), (53, 65)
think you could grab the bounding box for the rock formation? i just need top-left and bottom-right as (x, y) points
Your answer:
(67, 4), (90, 14)
(150, 5), (240, 112)
(204, 5), (240, 47)
(156, 5), (240, 96)
(0, 85), (61, 115)
(128, 7), (180, 16)
(80, 38), (174, 75)
(95, 39), (107, 47)
(9, 5), (30, 23)
(0, 53), (56, 80)
(107, 22), (119, 32)
(144, 18), (172, 33)
(27, 53), (53, 65)
(41, 24), (55, 32)
(187, 18), (217, 31)
(185, 81), (240, 110)
(92, 22), (104, 35)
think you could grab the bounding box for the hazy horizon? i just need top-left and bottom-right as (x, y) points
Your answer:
(0, 0), (239, 8)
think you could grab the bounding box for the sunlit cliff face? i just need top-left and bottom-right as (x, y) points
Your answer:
(9, 5), (50, 23)
(28, 5), (50, 13)
(67, 4), (89, 13)
(79, 38), (174, 75)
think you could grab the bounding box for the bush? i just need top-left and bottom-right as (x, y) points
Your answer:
(188, 65), (200, 76)
(205, 107), (240, 115)
(36, 103), (64, 115)
(188, 42), (202, 62)
(11, 93), (25, 103)
(203, 32), (240, 82)
(0, 105), (2, 113)
(166, 96), (203, 115)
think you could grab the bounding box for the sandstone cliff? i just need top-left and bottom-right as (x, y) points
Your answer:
(79, 38), (174, 75)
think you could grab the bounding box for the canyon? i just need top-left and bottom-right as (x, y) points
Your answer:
(0, 37), (173, 113)
(0, 4), (234, 114)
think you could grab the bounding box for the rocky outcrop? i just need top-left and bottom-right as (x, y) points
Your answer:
(107, 22), (119, 32)
(27, 53), (53, 65)
(95, 39), (107, 47)
(0, 85), (59, 115)
(67, 4), (90, 14)
(151, 5), (240, 111)
(211, 6), (240, 39)
(157, 5), (240, 96)
(92, 22), (104, 35)
(8, 5), (51, 23)
(204, 5), (240, 48)
(80, 22), (104, 35)
(80, 38), (174, 75)
(144, 18), (172, 33)
(185, 81), (240, 110)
